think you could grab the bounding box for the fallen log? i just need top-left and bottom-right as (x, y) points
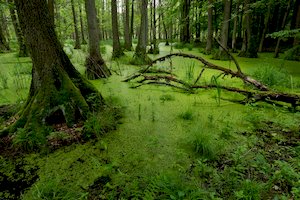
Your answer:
(123, 53), (300, 110)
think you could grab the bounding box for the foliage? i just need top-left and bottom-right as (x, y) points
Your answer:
(159, 94), (175, 102)
(267, 29), (300, 39)
(284, 45), (300, 61)
(251, 65), (291, 88)
(0, 72), (8, 89)
(178, 109), (194, 120)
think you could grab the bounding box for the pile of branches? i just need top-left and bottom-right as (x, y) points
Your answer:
(123, 52), (300, 110)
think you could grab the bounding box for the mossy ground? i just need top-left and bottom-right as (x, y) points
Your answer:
(1, 43), (300, 199)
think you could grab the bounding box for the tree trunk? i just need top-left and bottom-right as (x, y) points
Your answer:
(8, 0), (27, 57)
(47, 0), (55, 27)
(111, 0), (124, 58)
(79, 3), (87, 44)
(274, 0), (293, 58)
(216, 0), (231, 60)
(0, 22), (9, 52)
(205, 0), (213, 54)
(131, 0), (134, 40)
(9, 0), (104, 135)
(124, 0), (132, 50)
(149, 0), (159, 54)
(180, 0), (191, 43)
(232, 0), (239, 51)
(71, 0), (81, 49)
(258, 2), (271, 52)
(132, 0), (150, 64)
(85, 0), (111, 79)
(194, 3), (201, 44)
(294, 0), (300, 46)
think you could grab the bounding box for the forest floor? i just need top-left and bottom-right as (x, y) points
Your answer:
(1, 42), (300, 199)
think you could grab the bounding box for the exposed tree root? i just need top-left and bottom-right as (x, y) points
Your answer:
(124, 53), (300, 110)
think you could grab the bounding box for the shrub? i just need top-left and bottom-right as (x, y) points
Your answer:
(251, 65), (290, 88)
(179, 109), (194, 120)
(0, 72), (8, 89)
(284, 45), (300, 61)
(159, 94), (175, 102)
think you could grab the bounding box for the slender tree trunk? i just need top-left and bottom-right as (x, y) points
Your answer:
(48, 0), (55, 27)
(131, 0), (134, 40)
(111, 0), (124, 58)
(124, 0), (132, 50)
(79, 3), (87, 44)
(206, 0), (213, 54)
(71, 0), (81, 49)
(149, 0), (159, 54)
(274, 0), (293, 58)
(232, 0), (239, 51)
(258, 3), (271, 52)
(10, 0), (104, 135)
(216, 0), (231, 60)
(8, 0), (27, 56)
(133, 0), (150, 64)
(195, 3), (201, 44)
(0, 22), (9, 52)
(85, 0), (111, 79)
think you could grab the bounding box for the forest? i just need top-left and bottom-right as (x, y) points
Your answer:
(0, 0), (300, 199)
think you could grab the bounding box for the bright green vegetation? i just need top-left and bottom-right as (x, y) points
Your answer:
(1, 44), (300, 199)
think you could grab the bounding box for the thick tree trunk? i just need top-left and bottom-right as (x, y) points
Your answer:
(79, 3), (87, 45)
(180, 0), (191, 43)
(205, 0), (213, 54)
(124, 0), (132, 50)
(85, 0), (111, 79)
(216, 0), (231, 60)
(8, 0), (104, 135)
(111, 0), (124, 58)
(8, 0), (27, 57)
(71, 0), (81, 49)
(47, 0), (55, 27)
(132, 0), (150, 64)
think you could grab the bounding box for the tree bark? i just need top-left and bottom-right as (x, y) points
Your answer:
(71, 0), (81, 49)
(205, 0), (213, 54)
(47, 0), (55, 27)
(149, 0), (159, 54)
(7, 0), (104, 135)
(124, 0), (132, 50)
(131, 0), (134, 40)
(133, 0), (150, 64)
(111, 0), (124, 58)
(85, 0), (111, 79)
(8, 0), (27, 56)
(0, 23), (9, 52)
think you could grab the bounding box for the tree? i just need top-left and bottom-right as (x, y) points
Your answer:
(215, 0), (231, 60)
(180, 0), (191, 43)
(8, 0), (27, 56)
(71, 0), (81, 49)
(4, 0), (104, 136)
(124, 0), (132, 50)
(47, 0), (55, 26)
(148, 0), (159, 54)
(111, 0), (124, 58)
(79, 2), (87, 44)
(0, 22), (9, 52)
(132, 0), (150, 64)
(205, 0), (213, 54)
(85, 0), (111, 79)
(232, 0), (240, 52)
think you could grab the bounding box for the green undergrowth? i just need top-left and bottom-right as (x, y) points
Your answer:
(1, 45), (300, 199)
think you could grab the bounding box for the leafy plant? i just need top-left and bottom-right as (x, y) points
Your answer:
(179, 109), (194, 120)
(159, 94), (175, 102)
(185, 62), (195, 81)
(0, 71), (8, 89)
(284, 45), (300, 61)
(251, 65), (290, 88)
